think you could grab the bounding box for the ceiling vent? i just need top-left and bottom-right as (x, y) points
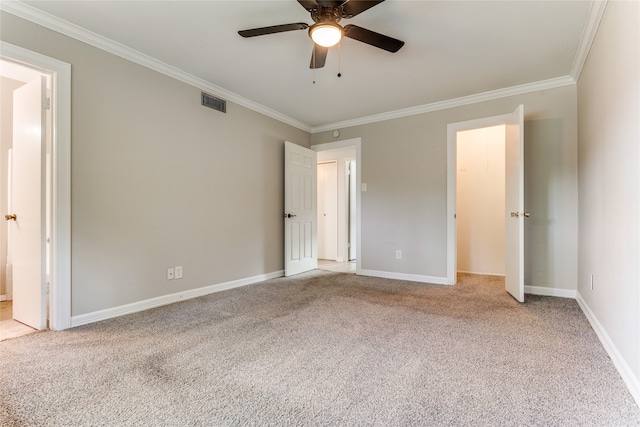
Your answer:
(201, 92), (226, 113)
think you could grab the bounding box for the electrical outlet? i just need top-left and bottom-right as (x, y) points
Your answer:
(167, 267), (175, 280)
(361, 183), (367, 192)
(396, 250), (402, 260)
(175, 266), (183, 279)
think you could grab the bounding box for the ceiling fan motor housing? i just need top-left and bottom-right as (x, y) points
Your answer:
(310, 5), (343, 24)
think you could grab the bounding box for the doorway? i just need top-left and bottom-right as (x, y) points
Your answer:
(312, 138), (361, 274)
(0, 59), (52, 338)
(447, 106), (525, 301)
(456, 125), (506, 277)
(1, 42), (71, 331)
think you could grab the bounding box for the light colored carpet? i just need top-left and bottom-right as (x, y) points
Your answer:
(1, 271), (639, 426)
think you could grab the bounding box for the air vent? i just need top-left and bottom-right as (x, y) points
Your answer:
(201, 92), (226, 113)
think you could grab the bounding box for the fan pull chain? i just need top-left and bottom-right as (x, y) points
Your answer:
(312, 46), (316, 84)
(337, 40), (342, 78)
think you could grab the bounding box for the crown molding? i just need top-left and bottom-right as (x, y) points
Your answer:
(2, 0), (603, 135)
(310, 75), (576, 133)
(0, 1), (313, 132)
(570, 0), (608, 81)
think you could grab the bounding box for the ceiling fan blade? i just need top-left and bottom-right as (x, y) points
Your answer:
(309, 44), (328, 69)
(238, 23), (309, 38)
(343, 24), (404, 53)
(297, 0), (319, 11)
(341, 0), (385, 18)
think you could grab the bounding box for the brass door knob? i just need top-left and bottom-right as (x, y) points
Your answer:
(5, 214), (16, 221)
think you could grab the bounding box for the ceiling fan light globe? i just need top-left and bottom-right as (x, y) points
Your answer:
(309, 23), (343, 47)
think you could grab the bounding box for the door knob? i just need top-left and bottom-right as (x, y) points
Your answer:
(284, 213), (297, 218)
(5, 214), (16, 221)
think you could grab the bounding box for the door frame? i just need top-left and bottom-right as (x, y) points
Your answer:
(311, 138), (361, 274)
(1, 42), (71, 330)
(446, 113), (514, 286)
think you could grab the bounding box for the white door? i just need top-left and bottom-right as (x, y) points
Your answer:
(284, 142), (317, 276)
(504, 105), (525, 302)
(317, 161), (338, 260)
(10, 77), (47, 329)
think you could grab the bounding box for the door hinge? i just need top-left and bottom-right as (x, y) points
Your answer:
(43, 97), (51, 110)
(45, 283), (50, 294)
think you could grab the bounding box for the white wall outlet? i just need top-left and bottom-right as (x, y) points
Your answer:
(167, 267), (175, 280)
(396, 250), (402, 260)
(361, 183), (367, 192)
(175, 266), (183, 279)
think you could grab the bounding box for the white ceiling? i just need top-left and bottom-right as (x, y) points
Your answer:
(11, 0), (593, 130)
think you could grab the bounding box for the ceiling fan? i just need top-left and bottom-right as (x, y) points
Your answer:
(238, 0), (405, 69)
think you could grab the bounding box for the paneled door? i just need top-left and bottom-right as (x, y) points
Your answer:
(284, 142), (317, 276)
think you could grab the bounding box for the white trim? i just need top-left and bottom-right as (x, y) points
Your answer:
(1, 41), (72, 331)
(359, 269), (449, 285)
(570, 0), (608, 81)
(1, 1), (607, 135)
(71, 270), (284, 328)
(312, 138), (362, 276)
(524, 285), (576, 299)
(576, 291), (640, 407)
(311, 77), (574, 133)
(0, 1), (311, 133)
(0, 295), (6, 302)
(457, 271), (505, 278)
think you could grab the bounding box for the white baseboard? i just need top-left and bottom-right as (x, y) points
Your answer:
(458, 270), (505, 277)
(71, 270), (284, 328)
(525, 285), (576, 299)
(359, 269), (449, 285)
(0, 294), (6, 302)
(576, 291), (640, 407)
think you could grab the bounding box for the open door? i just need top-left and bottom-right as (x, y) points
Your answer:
(284, 142), (317, 276)
(504, 105), (525, 302)
(9, 76), (47, 329)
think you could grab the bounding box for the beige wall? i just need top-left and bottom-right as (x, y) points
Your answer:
(312, 85), (578, 290)
(457, 125), (505, 276)
(1, 11), (310, 315)
(577, 0), (639, 385)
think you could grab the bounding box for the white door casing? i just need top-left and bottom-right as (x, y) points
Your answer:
(284, 142), (317, 276)
(348, 160), (357, 261)
(504, 105), (525, 302)
(11, 76), (47, 330)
